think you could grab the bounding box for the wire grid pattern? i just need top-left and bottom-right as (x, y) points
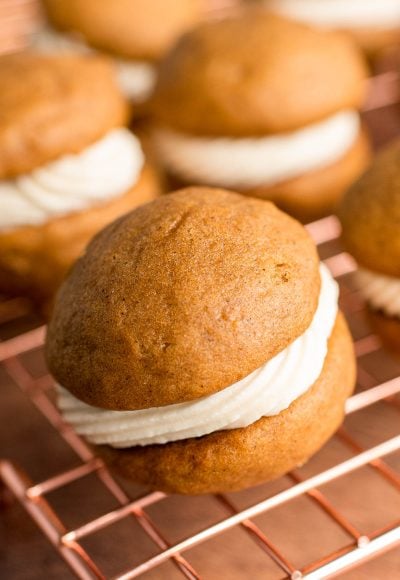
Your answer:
(1, 72), (400, 579)
(0, 216), (400, 580)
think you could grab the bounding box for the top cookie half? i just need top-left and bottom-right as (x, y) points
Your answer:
(150, 10), (368, 136)
(0, 53), (129, 178)
(46, 188), (321, 410)
(42, 0), (203, 61)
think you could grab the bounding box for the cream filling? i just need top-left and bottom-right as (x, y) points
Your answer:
(0, 128), (144, 231)
(115, 59), (157, 103)
(356, 267), (400, 318)
(31, 27), (156, 102)
(58, 264), (338, 448)
(266, 0), (400, 30)
(31, 26), (92, 54)
(153, 110), (360, 189)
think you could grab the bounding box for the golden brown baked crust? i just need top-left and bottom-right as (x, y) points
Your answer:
(99, 312), (355, 494)
(0, 53), (129, 179)
(250, 128), (371, 223)
(338, 138), (400, 277)
(150, 11), (368, 136)
(367, 307), (400, 357)
(0, 163), (160, 309)
(43, 0), (203, 61)
(46, 188), (321, 410)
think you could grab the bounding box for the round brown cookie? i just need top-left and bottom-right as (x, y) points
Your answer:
(367, 308), (400, 357)
(338, 138), (400, 278)
(0, 163), (160, 312)
(99, 312), (355, 494)
(42, 0), (203, 61)
(150, 11), (368, 137)
(0, 53), (129, 179)
(46, 188), (321, 410)
(250, 128), (371, 223)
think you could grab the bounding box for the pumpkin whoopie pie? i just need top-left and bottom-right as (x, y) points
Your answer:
(339, 139), (400, 356)
(264, 0), (400, 57)
(150, 11), (371, 223)
(47, 188), (356, 494)
(35, 0), (204, 105)
(0, 53), (159, 311)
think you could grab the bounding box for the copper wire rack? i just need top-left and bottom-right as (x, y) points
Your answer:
(1, 73), (400, 579)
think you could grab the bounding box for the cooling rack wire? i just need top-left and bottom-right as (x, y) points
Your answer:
(1, 72), (400, 580)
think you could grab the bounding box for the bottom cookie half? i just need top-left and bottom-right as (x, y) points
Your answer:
(0, 163), (160, 313)
(249, 130), (371, 223)
(100, 312), (355, 494)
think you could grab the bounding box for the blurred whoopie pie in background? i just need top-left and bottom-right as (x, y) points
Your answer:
(339, 139), (400, 356)
(35, 0), (205, 106)
(262, 0), (400, 57)
(0, 53), (160, 313)
(150, 10), (371, 222)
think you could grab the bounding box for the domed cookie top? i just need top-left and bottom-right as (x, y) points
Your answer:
(46, 188), (321, 411)
(150, 11), (368, 136)
(339, 139), (400, 277)
(0, 53), (128, 179)
(43, 0), (203, 61)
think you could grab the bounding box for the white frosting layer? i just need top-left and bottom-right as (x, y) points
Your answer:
(153, 111), (360, 188)
(31, 27), (91, 54)
(58, 264), (339, 448)
(356, 267), (400, 317)
(115, 59), (156, 103)
(267, 0), (400, 30)
(0, 129), (144, 230)
(32, 27), (156, 102)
